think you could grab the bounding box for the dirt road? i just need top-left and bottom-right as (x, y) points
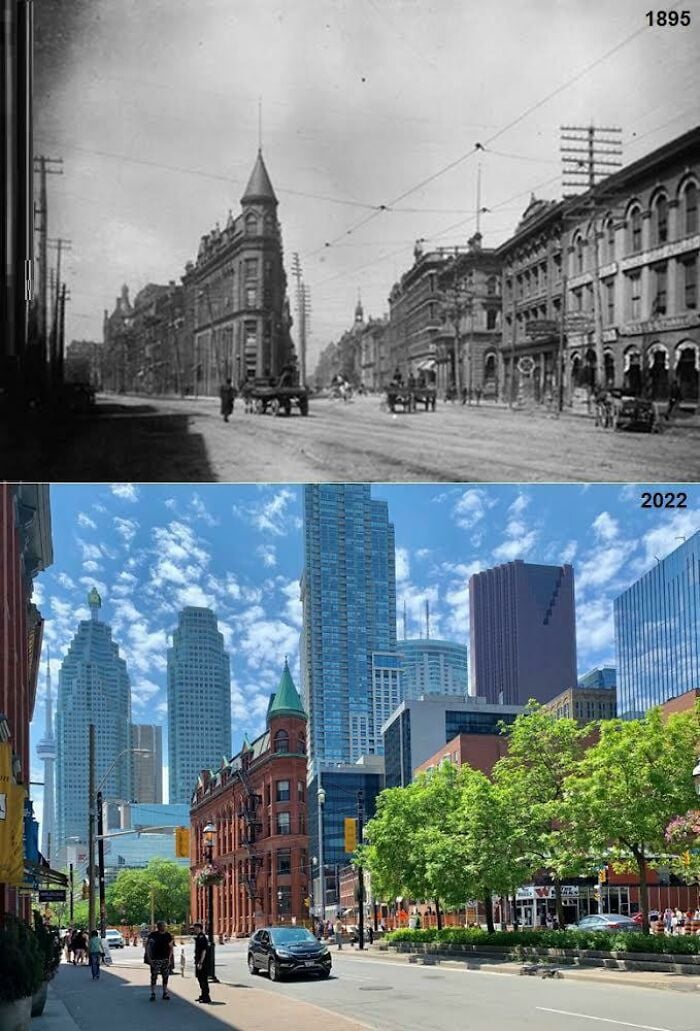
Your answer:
(5, 393), (698, 482)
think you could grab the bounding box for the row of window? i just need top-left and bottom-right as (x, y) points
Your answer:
(569, 256), (698, 321)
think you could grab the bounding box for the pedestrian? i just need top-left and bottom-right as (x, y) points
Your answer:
(73, 929), (86, 964)
(192, 922), (211, 1004)
(367, 925), (374, 945)
(219, 378), (236, 422)
(87, 929), (104, 980)
(663, 907), (673, 934)
(179, 947), (186, 977)
(333, 917), (343, 950)
(64, 928), (73, 964)
(145, 920), (174, 1001)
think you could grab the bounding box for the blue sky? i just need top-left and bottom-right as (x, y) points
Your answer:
(30, 482), (700, 821)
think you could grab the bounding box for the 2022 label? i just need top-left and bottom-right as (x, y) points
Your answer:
(641, 492), (688, 509)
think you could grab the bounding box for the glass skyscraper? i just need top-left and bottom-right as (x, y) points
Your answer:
(56, 588), (132, 852)
(615, 532), (700, 719)
(167, 607), (232, 804)
(400, 639), (468, 698)
(131, 724), (163, 803)
(301, 484), (397, 770)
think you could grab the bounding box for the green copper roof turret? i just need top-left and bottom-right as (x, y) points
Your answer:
(267, 660), (306, 721)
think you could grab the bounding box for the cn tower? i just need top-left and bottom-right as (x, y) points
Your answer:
(36, 649), (57, 861)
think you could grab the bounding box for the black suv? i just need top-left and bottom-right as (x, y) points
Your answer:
(248, 926), (332, 981)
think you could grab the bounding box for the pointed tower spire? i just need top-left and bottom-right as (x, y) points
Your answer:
(88, 586), (102, 621)
(267, 660), (307, 722)
(241, 150), (278, 206)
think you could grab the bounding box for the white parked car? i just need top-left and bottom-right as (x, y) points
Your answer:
(104, 928), (125, 948)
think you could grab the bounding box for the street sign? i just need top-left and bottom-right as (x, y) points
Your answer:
(526, 319), (558, 338)
(38, 889), (66, 902)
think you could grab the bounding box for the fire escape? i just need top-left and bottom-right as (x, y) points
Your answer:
(235, 764), (264, 903)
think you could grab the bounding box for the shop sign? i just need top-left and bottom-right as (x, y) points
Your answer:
(526, 320), (559, 338)
(516, 885), (579, 900)
(619, 234), (700, 273)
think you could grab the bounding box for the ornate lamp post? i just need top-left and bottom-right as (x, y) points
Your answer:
(202, 822), (219, 982)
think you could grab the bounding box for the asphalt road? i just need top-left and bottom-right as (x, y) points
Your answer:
(106, 942), (700, 1031)
(7, 393), (699, 482)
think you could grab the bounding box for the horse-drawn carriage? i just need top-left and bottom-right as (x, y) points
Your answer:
(241, 374), (309, 416)
(385, 384), (437, 413)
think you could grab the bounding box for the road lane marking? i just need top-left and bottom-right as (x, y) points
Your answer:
(536, 1008), (674, 1030)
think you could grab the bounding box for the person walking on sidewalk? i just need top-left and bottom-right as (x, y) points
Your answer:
(193, 923), (211, 1004)
(219, 379), (236, 422)
(145, 921), (174, 1001)
(333, 918), (343, 950)
(87, 930), (104, 980)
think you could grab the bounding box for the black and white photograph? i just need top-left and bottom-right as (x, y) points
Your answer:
(2, 0), (700, 480)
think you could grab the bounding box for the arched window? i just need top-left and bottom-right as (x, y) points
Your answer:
(683, 182), (698, 236)
(574, 234), (584, 274)
(245, 213), (258, 235)
(486, 276), (498, 296)
(297, 734), (306, 754)
(628, 206), (642, 254)
(274, 729), (289, 753)
(653, 194), (668, 246)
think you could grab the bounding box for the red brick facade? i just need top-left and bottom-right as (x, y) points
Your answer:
(190, 671), (309, 936)
(0, 484), (51, 919)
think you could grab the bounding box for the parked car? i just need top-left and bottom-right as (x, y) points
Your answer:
(632, 910), (660, 925)
(248, 926), (332, 981)
(104, 928), (125, 948)
(569, 914), (640, 932)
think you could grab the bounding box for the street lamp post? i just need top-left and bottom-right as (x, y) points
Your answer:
(203, 822), (219, 982)
(317, 782), (326, 922)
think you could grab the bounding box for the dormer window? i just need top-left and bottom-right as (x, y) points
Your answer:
(245, 213), (259, 235)
(274, 729), (289, 753)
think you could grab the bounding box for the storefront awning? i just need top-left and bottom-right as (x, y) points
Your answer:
(24, 855), (69, 889)
(415, 358), (436, 371)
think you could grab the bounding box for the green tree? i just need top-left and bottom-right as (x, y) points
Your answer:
(493, 703), (592, 929)
(566, 706), (700, 933)
(106, 859), (189, 925)
(361, 763), (463, 927)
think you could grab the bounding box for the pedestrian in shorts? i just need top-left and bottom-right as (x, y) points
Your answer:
(145, 921), (174, 1001)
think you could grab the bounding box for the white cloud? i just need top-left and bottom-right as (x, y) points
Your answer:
(559, 541), (578, 565)
(78, 512), (97, 530)
(576, 542), (635, 593)
(592, 511), (619, 542)
(79, 577), (108, 597)
(234, 488), (301, 537)
(111, 483), (139, 502)
(257, 544), (277, 568)
(576, 597), (616, 654)
(56, 572), (77, 590)
(131, 678), (160, 708)
(176, 583), (216, 608)
(82, 559), (102, 574)
(77, 538), (103, 562)
(114, 516), (139, 544)
(639, 513), (700, 570)
(395, 547), (410, 583)
(509, 492), (530, 517)
(492, 529), (537, 562)
(189, 493), (218, 526)
(452, 488), (496, 530)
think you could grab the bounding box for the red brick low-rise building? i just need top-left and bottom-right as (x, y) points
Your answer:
(190, 663), (309, 936)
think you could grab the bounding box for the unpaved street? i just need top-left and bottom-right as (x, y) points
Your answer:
(5, 393), (699, 482)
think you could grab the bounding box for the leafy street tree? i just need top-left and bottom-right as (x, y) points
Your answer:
(106, 859), (190, 925)
(666, 810), (700, 882)
(360, 763), (464, 928)
(493, 704), (592, 929)
(566, 706), (700, 934)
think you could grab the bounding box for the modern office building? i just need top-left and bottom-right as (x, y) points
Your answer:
(101, 803), (190, 882)
(615, 532), (700, 719)
(400, 639), (468, 699)
(469, 559), (577, 705)
(36, 652), (57, 861)
(307, 756), (385, 917)
(382, 695), (524, 789)
(300, 484), (398, 770)
(56, 588), (132, 852)
(130, 724), (163, 804)
(579, 666), (617, 691)
(167, 607), (231, 804)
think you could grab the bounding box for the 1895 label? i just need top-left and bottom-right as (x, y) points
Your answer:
(641, 491), (687, 508)
(646, 10), (691, 25)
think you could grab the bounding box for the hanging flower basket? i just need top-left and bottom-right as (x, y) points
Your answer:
(196, 864), (224, 887)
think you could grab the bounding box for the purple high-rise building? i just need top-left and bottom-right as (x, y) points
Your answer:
(469, 559), (577, 705)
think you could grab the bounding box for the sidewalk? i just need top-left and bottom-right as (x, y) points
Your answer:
(341, 944), (700, 994)
(44, 960), (371, 1031)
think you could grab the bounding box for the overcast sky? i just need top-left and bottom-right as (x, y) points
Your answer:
(35, 0), (699, 368)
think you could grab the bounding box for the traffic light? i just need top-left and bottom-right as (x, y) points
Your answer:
(175, 826), (190, 858)
(344, 817), (357, 853)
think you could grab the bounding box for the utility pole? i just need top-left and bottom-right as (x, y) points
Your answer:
(560, 126), (622, 390)
(48, 238), (71, 379)
(291, 253), (309, 388)
(88, 724), (96, 933)
(97, 790), (106, 937)
(69, 863), (74, 923)
(33, 156), (63, 356)
(357, 791), (365, 951)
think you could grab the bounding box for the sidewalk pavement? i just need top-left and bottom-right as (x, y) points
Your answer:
(342, 943), (700, 994)
(44, 959), (371, 1031)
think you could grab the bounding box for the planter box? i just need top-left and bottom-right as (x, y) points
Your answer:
(0, 997), (32, 1031)
(387, 941), (700, 975)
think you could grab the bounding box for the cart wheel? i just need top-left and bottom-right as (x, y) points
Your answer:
(269, 398), (281, 416)
(255, 399), (265, 415)
(299, 397), (309, 416)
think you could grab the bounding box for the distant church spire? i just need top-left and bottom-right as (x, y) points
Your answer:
(354, 290), (364, 325)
